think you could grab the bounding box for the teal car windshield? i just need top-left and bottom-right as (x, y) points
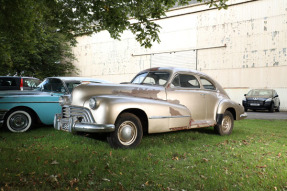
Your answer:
(36, 78), (67, 93)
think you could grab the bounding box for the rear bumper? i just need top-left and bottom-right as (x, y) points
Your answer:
(54, 114), (115, 133)
(240, 112), (248, 119)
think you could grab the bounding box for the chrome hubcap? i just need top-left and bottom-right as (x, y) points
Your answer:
(222, 115), (232, 132)
(10, 113), (29, 130)
(118, 121), (137, 145)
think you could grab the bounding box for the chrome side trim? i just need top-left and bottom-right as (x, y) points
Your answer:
(149, 115), (190, 119)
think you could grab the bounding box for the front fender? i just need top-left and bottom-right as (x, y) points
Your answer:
(84, 95), (191, 133)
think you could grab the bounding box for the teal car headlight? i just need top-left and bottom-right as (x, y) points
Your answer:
(89, 97), (99, 109)
(59, 95), (71, 106)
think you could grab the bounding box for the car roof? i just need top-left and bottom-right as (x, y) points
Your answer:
(141, 67), (209, 77)
(0, 76), (38, 79)
(251, 89), (274, 91)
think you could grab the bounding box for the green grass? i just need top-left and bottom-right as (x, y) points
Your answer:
(1, 119), (287, 190)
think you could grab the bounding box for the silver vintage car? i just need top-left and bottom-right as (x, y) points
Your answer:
(54, 67), (247, 148)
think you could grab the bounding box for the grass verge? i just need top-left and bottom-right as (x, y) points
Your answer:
(0, 119), (287, 190)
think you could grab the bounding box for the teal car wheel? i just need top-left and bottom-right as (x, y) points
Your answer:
(6, 110), (33, 132)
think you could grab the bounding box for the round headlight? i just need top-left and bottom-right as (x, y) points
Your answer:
(59, 95), (71, 106)
(89, 97), (98, 109)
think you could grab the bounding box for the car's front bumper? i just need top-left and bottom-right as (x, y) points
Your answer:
(0, 110), (8, 127)
(54, 113), (115, 133)
(243, 101), (272, 110)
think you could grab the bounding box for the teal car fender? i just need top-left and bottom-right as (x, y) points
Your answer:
(0, 92), (63, 130)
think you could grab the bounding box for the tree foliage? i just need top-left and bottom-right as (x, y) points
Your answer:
(0, 0), (228, 79)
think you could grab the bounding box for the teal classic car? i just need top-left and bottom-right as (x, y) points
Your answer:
(0, 77), (108, 132)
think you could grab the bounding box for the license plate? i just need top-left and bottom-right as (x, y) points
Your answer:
(61, 123), (70, 131)
(250, 103), (260, 106)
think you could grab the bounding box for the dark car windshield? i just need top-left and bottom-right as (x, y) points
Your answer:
(131, 71), (170, 86)
(247, 89), (273, 97)
(36, 78), (66, 93)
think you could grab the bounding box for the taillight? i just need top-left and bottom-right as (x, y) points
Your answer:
(20, 78), (23, 91)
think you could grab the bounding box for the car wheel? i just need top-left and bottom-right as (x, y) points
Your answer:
(275, 104), (280, 112)
(107, 113), (143, 149)
(6, 110), (33, 132)
(214, 110), (234, 135)
(269, 103), (274, 113)
(244, 107), (248, 112)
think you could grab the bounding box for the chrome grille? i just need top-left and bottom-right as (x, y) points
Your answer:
(62, 106), (95, 123)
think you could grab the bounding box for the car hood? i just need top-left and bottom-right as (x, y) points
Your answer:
(245, 96), (270, 100)
(71, 83), (167, 106)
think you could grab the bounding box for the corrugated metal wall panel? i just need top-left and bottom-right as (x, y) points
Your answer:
(150, 50), (197, 69)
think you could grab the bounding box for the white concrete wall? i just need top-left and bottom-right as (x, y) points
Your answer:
(72, 0), (287, 111)
(196, 0), (287, 110)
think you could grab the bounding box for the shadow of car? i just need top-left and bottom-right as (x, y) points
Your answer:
(0, 77), (109, 132)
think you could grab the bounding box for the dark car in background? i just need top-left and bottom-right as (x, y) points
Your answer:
(0, 76), (41, 91)
(243, 89), (280, 112)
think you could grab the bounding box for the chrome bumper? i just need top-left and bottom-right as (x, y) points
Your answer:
(240, 112), (248, 119)
(54, 114), (115, 133)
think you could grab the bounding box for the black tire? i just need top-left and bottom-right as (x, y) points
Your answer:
(269, 103), (274, 113)
(107, 113), (143, 149)
(275, 104), (280, 112)
(214, 110), (234, 135)
(244, 107), (248, 112)
(6, 110), (33, 132)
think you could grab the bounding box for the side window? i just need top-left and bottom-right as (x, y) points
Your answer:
(23, 79), (40, 88)
(200, 78), (216, 90)
(171, 74), (200, 88)
(0, 78), (17, 87)
(143, 76), (156, 85)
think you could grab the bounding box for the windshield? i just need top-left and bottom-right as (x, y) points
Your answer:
(36, 78), (66, 93)
(247, 89), (273, 97)
(131, 71), (170, 86)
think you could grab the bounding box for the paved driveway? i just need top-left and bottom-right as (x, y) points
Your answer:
(246, 111), (287, 120)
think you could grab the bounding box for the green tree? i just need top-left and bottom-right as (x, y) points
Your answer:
(0, 0), (228, 79)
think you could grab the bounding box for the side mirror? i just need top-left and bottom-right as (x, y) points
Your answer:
(244, 94), (247, 96)
(275, 95), (279, 98)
